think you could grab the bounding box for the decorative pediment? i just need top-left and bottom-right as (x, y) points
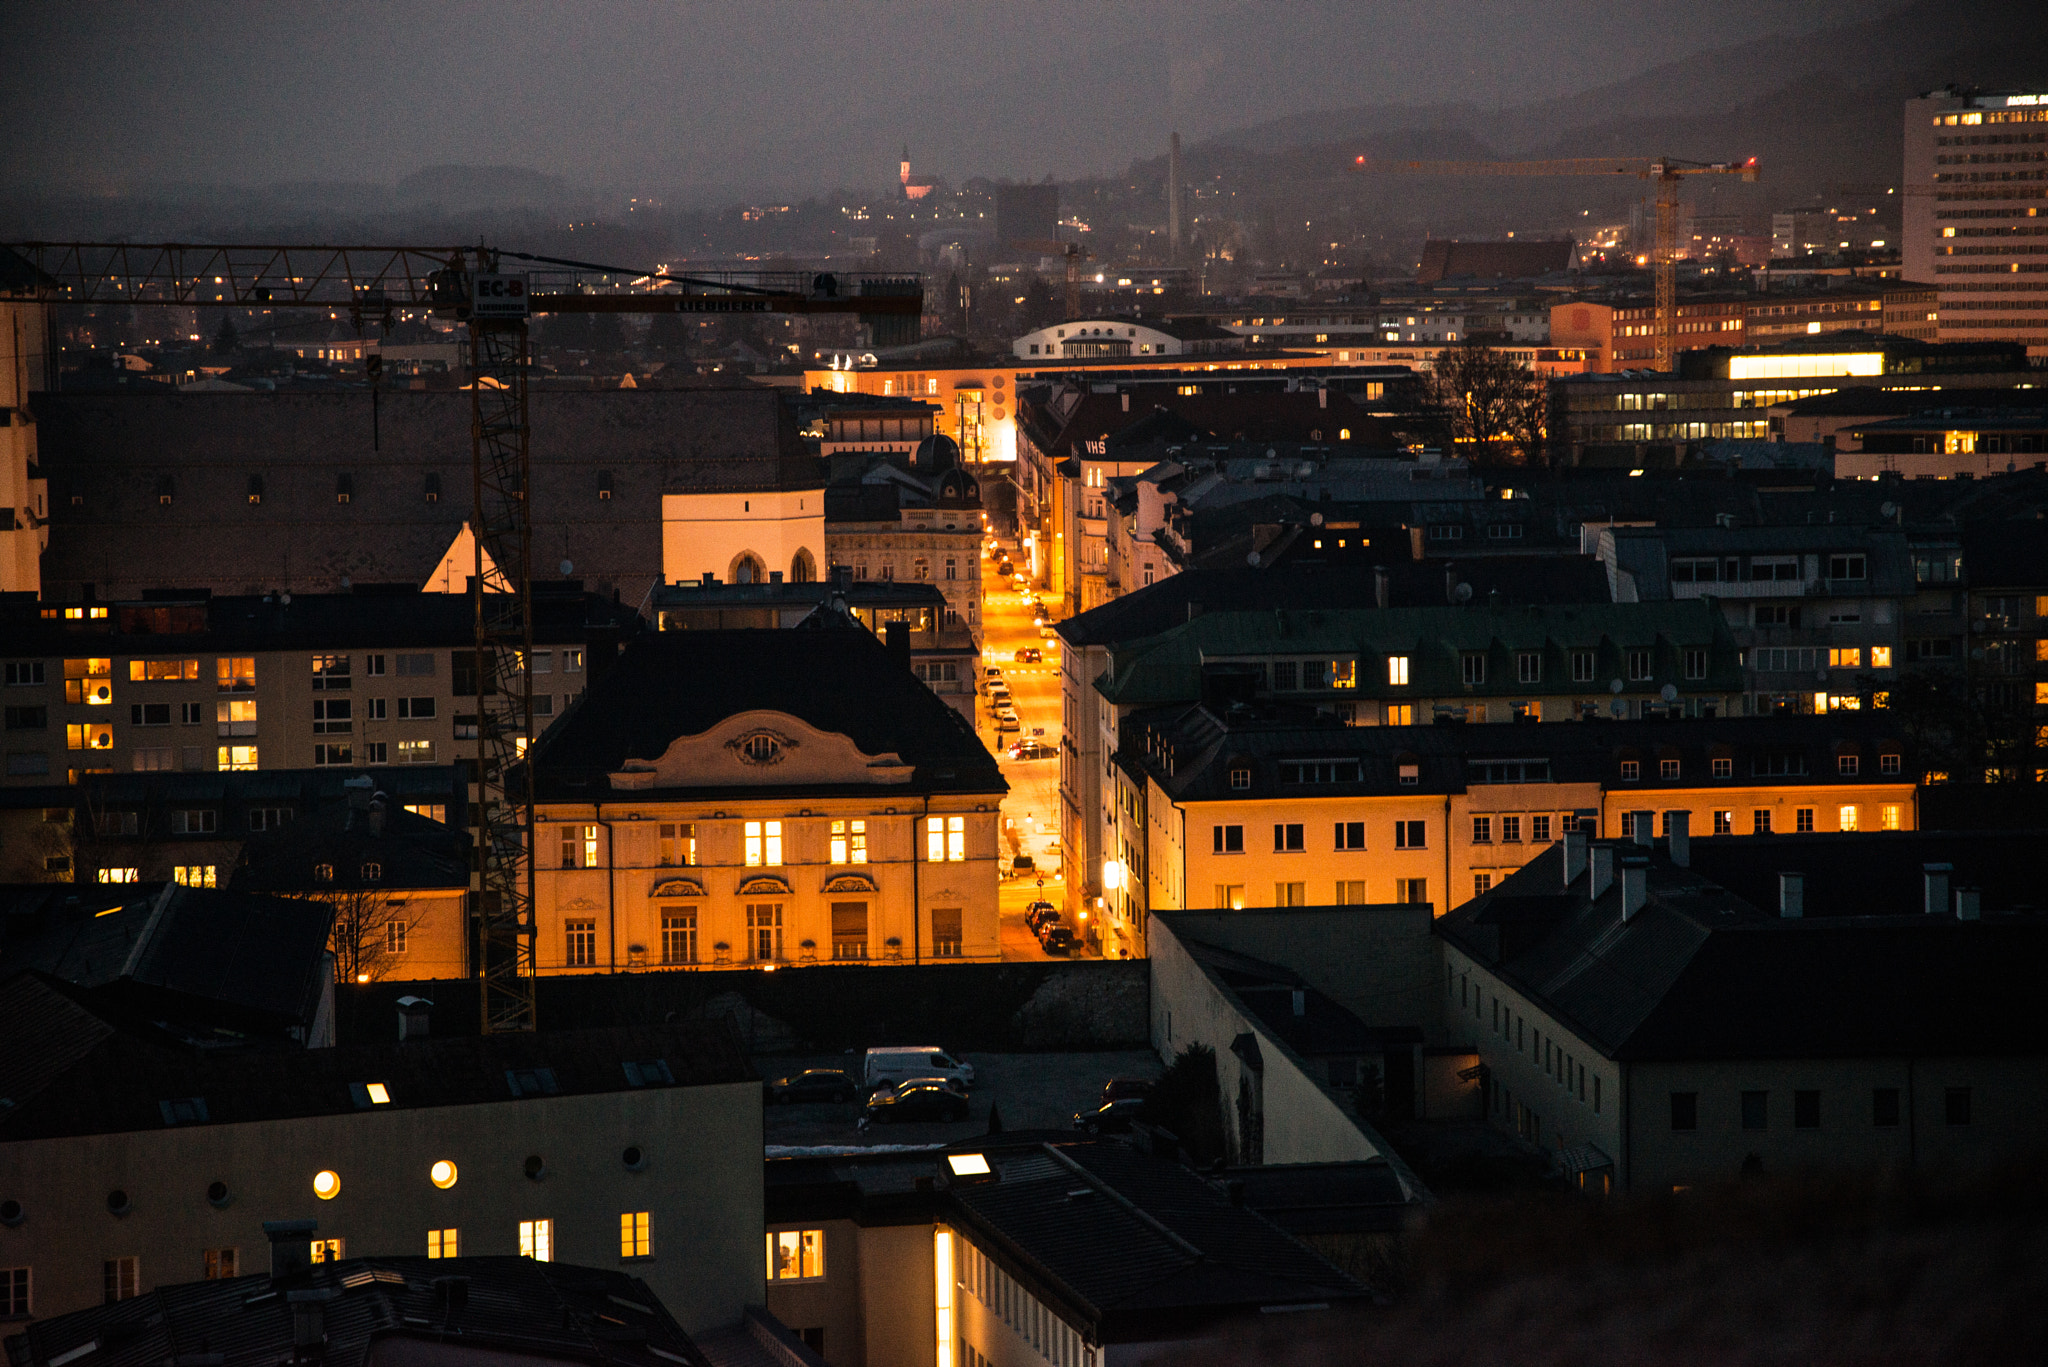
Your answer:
(562, 897), (601, 912)
(610, 709), (914, 790)
(737, 875), (792, 895)
(650, 877), (705, 898)
(823, 873), (879, 894)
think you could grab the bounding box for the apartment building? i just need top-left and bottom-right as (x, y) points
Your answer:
(1438, 830), (2048, 1194)
(528, 627), (1005, 975)
(0, 589), (634, 789)
(1903, 90), (2048, 351)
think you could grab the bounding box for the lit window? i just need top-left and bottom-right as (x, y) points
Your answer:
(309, 1239), (344, 1264)
(365, 1082), (391, 1105)
(927, 815), (965, 862)
(203, 1249), (237, 1281)
(830, 819), (868, 864)
(743, 820), (783, 866)
(620, 1211), (651, 1258)
(427, 1229), (458, 1259)
(173, 865), (217, 888)
(1829, 647), (1862, 669)
(1388, 655), (1409, 686)
(1871, 645), (1892, 669)
(520, 1219), (553, 1262)
(104, 1257), (139, 1302)
(1881, 804), (1901, 831)
(658, 822), (696, 866)
(218, 744), (258, 770)
(1839, 805), (1859, 831)
(97, 867), (140, 884)
(766, 1229), (824, 1281)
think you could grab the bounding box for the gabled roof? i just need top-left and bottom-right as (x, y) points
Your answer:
(528, 627), (1004, 802)
(5, 1255), (710, 1367)
(232, 797), (468, 895)
(0, 972), (751, 1141)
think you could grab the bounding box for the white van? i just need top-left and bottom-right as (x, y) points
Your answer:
(864, 1046), (974, 1093)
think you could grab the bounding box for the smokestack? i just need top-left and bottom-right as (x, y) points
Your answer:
(1562, 828), (1588, 887)
(1632, 810), (1655, 847)
(1923, 863), (1952, 917)
(1619, 856), (1648, 922)
(1589, 844), (1615, 901)
(1955, 888), (1980, 921)
(1779, 872), (1804, 919)
(1167, 131), (1183, 263)
(1666, 810), (1690, 866)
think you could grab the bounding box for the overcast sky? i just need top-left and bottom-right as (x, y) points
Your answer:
(7, 0), (1873, 201)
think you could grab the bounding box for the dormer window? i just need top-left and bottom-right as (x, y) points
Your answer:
(424, 472), (441, 504)
(361, 862), (382, 881)
(1620, 761), (1641, 781)
(336, 474), (354, 505)
(315, 863), (335, 882)
(1229, 766), (1251, 790)
(247, 475), (264, 505)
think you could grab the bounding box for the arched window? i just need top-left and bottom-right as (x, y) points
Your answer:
(790, 548), (816, 583)
(728, 552), (766, 585)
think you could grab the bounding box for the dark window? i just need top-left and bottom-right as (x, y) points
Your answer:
(1794, 1090), (1820, 1129)
(1670, 1092), (1698, 1131)
(1828, 553), (1866, 581)
(1278, 759), (1361, 784)
(424, 473), (441, 503)
(1461, 653), (1486, 685)
(1741, 1090), (1768, 1130)
(1212, 824), (1243, 854)
(1334, 820), (1365, 850)
(1272, 823), (1304, 852)
(3, 705), (47, 730)
(129, 703), (171, 726)
(1945, 1087), (1971, 1126)
(1872, 1088), (1901, 1127)
(1394, 820), (1425, 849)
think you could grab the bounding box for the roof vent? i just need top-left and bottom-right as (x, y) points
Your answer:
(1955, 887), (1981, 921)
(1923, 863), (1952, 917)
(1779, 872), (1804, 919)
(396, 995), (432, 1041)
(1667, 810), (1690, 867)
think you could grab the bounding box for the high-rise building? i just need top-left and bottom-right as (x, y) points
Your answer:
(1902, 90), (2048, 352)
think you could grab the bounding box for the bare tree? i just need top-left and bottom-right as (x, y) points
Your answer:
(1427, 340), (1549, 467)
(316, 887), (433, 984)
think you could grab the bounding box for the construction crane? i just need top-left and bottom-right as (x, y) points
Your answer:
(1010, 239), (1095, 320)
(7, 240), (923, 1033)
(1356, 155), (1760, 371)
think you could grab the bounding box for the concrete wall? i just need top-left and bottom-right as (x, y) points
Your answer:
(663, 490), (825, 588)
(764, 1217), (866, 1366)
(1154, 904), (1442, 1048)
(1150, 914), (1389, 1166)
(858, 1222), (935, 1367)
(0, 1081), (763, 1332)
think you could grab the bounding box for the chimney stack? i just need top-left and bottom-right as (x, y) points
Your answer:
(1779, 872), (1804, 919)
(1291, 989), (1306, 1017)
(1954, 888), (1981, 921)
(1589, 844), (1615, 901)
(1619, 856), (1648, 922)
(1666, 810), (1690, 866)
(1923, 863), (1953, 917)
(396, 995), (433, 1042)
(265, 1219), (319, 1281)
(1632, 810), (1655, 847)
(1562, 828), (1589, 888)
(1373, 565), (1389, 609)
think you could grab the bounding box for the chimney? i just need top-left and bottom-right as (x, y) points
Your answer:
(1619, 856), (1648, 922)
(1318, 385), (1329, 409)
(883, 620), (910, 670)
(290, 1290), (331, 1361)
(701, 571), (716, 587)
(396, 995), (433, 1042)
(1632, 810), (1655, 847)
(831, 563), (852, 590)
(1955, 888), (1981, 921)
(1290, 989), (1306, 1017)
(1666, 810), (1690, 867)
(1121, 391), (1130, 412)
(1779, 872), (1804, 919)
(1589, 844), (1615, 901)
(1373, 565), (1389, 609)
(264, 1219), (319, 1281)
(1923, 863), (1952, 917)
(344, 775), (374, 812)
(1562, 828), (1589, 887)
(1444, 565), (1457, 603)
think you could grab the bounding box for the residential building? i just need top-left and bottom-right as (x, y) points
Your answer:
(763, 1138), (1373, 1367)
(2, 1253), (738, 1367)
(1550, 296), (1748, 371)
(1011, 317), (1245, 361)
(0, 587), (635, 789)
(1902, 89), (2048, 351)
(1112, 705), (1913, 955)
(1957, 523), (2048, 781)
(0, 975), (761, 1329)
(1417, 238), (1576, 285)
(1841, 409), (2048, 480)
(31, 388), (815, 605)
(823, 433), (985, 657)
(528, 627), (1006, 974)
(1548, 282), (1939, 375)
(1, 296), (52, 596)
(1438, 828), (2048, 1193)
(1766, 386), (2048, 468)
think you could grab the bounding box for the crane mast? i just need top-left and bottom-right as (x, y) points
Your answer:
(7, 240), (922, 1032)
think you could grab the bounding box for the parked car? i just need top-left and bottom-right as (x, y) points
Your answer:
(863, 1045), (975, 1092)
(763, 1069), (859, 1105)
(861, 1084), (970, 1125)
(1101, 1078), (1155, 1105)
(1007, 740), (1054, 761)
(989, 683), (1011, 703)
(1037, 923), (1076, 954)
(1011, 854), (1036, 875)
(890, 1074), (968, 1097)
(1015, 647), (1042, 663)
(1024, 900), (1060, 931)
(995, 714), (1020, 733)
(996, 560), (1014, 577)
(1072, 1097), (1148, 1133)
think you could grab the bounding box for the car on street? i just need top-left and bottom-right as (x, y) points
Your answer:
(1014, 647), (1041, 663)
(861, 1084), (970, 1126)
(1007, 739), (1054, 760)
(1011, 854), (1036, 875)
(1101, 1078), (1155, 1105)
(1037, 922), (1076, 954)
(995, 714), (1020, 733)
(889, 1074), (968, 1097)
(763, 1069), (859, 1104)
(1024, 900), (1060, 931)
(1072, 1097), (1148, 1133)
(862, 1046), (975, 1092)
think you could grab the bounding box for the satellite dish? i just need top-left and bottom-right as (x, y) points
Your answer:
(1246, 551), (1261, 566)
(1880, 501), (1897, 518)
(1661, 683), (1678, 702)
(1610, 699), (1628, 717)
(1455, 583), (1473, 603)
(279, 592), (292, 605)
(339, 575), (351, 589)
(1310, 512), (1324, 526)
(1609, 678), (1624, 694)
(560, 559), (575, 577)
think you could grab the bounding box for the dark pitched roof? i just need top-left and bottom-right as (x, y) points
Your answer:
(4, 1256), (710, 1367)
(1418, 239), (1574, 285)
(0, 972), (751, 1141)
(1055, 561), (1614, 648)
(1686, 829), (2047, 917)
(31, 388), (816, 602)
(1436, 842), (2048, 1062)
(232, 797), (469, 895)
(528, 627), (1004, 801)
(0, 885), (336, 1039)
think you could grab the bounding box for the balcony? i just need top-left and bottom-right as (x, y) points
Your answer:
(1672, 578), (1816, 600)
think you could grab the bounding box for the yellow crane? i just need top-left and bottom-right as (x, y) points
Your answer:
(7, 240), (922, 1032)
(1356, 155), (1760, 371)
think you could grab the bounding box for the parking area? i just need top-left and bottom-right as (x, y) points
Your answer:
(758, 1049), (1164, 1148)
